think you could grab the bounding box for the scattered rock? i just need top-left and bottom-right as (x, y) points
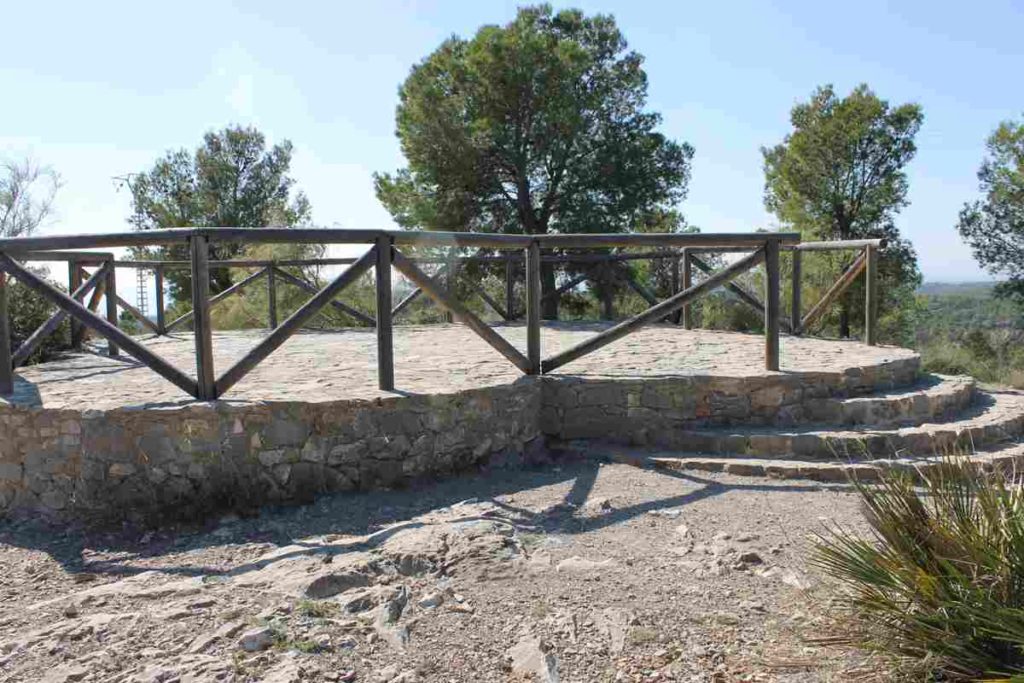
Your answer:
(238, 627), (275, 652)
(555, 556), (615, 573)
(507, 635), (559, 683)
(416, 591), (444, 609)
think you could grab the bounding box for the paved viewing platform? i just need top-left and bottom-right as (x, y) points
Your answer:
(5, 323), (917, 410)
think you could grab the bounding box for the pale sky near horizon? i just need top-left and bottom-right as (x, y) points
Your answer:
(3, 0), (1023, 288)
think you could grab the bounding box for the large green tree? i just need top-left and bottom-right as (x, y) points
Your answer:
(762, 84), (923, 338)
(957, 116), (1024, 303)
(125, 125), (312, 300)
(374, 4), (693, 317)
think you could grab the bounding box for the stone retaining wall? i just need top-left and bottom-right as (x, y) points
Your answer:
(541, 357), (922, 444)
(0, 381), (542, 521)
(0, 355), (920, 521)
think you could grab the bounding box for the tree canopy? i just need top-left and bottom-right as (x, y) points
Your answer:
(375, 4), (691, 237)
(957, 116), (1024, 303)
(125, 125), (311, 299)
(762, 84), (923, 338)
(374, 4), (692, 317)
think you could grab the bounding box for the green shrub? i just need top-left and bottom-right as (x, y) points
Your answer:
(813, 459), (1024, 680)
(8, 269), (67, 365)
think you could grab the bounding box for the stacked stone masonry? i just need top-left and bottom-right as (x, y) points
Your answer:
(0, 349), (940, 520)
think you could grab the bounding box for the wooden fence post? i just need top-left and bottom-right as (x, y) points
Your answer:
(526, 240), (541, 375)
(68, 260), (83, 348)
(790, 250), (802, 335)
(765, 239), (781, 371)
(670, 254), (681, 324)
(444, 247), (455, 324)
(0, 271), (12, 395)
(505, 255), (515, 320)
(190, 236), (216, 400)
(681, 248), (693, 330)
(154, 265), (166, 335)
(266, 265), (278, 329)
(865, 245), (878, 346)
(104, 260), (120, 358)
(375, 237), (395, 390)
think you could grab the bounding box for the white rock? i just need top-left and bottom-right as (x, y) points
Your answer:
(507, 635), (559, 683)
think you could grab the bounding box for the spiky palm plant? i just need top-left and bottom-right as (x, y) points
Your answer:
(813, 458), (1024, 681)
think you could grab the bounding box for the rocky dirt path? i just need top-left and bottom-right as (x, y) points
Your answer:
(0, 458), (884, 682)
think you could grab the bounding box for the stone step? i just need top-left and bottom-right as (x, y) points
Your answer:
(569, 441), (1024, 483)
(794, 374), (975, 428)
(583, 389), (1024, 460)
(598, 440), (1024, 483)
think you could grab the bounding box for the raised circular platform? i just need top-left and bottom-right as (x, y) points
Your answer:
(0, 324), (922, 520)
(4, 323), (917, 410)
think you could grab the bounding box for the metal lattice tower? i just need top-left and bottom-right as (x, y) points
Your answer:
(136, 268), (149, 318)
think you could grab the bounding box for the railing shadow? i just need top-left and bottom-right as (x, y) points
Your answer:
(0, 454), (849, 583)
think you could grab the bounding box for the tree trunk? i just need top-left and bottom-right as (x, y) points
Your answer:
(839, 299), (850, 338)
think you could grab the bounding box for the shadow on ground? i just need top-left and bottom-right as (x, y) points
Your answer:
(0, 453), (847, 582)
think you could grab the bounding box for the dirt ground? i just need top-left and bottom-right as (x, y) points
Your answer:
(0, 455), (886, 683)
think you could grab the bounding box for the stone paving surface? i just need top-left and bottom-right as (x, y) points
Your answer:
(5, 323), (918, 410)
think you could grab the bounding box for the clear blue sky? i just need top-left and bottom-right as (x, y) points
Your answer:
(3, 0), (1022, 283)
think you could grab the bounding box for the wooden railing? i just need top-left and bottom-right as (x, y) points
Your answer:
(0, 228), (882, 400)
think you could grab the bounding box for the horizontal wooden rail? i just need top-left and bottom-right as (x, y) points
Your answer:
(0, 227), (801, 253)
(215, 249), (377, 396)
(391, 248), (531, 373)
(542, 248), (767, 373)
(0, 254), (198, 397)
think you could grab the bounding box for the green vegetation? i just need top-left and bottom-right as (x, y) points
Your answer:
(123, 125), (313, 300)
(762, 84), (923, 340)
(957, 115), (1024, 304)
(374, 4), (693, 318)
(916, 281), (1024, 388)
(814, 459), (1024, 680)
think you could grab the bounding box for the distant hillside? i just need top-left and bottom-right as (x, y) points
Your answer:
(918, 281), (996, 297)
(917, 281), (1023, 332)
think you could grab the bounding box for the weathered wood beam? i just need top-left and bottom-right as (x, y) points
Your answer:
(214, 249), (376, 397)
(681, 249), (693, 329)
(526, 241), (542, 375)
(165, 266), (269, 332)
(190, 237), (216, 400)
(689, 254), (792, 333)
(505, 257), (516, 320)
(0, 272), (11, 395)
(115, 292), (160, 335)
(865, 246), (878, 346)
(542, 248), (766, 374)
(266, 266), (278, 329)
(13, 265), (106, 367)
(68, 261), (83, 348)
(391, 248), (531, 374)
(764, 239), (781, 371)
(272, 267), (376, 327)
(375, 238), (395, 390)
(541, 273), (587, 303)
(799, 252), (868, 334)
(0, 254), (198, 397)
(154, 265), (166, 334)
(465, 279), (509, 320)
(104, 261), (119, 357)
(790, 251), (802, 336)
(391, 264), (447, 318)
